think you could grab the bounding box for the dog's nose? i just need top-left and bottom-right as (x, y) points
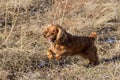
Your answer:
(46, 35), (49, 37)
(46, 34), (50, 37)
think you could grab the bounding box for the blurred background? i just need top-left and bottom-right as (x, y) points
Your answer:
(0, 0), (120, 80)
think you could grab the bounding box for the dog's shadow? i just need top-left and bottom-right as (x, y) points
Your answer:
(34, 57), (79, 69)
(85, 55), (120, 68)
(100, 55), (120, 64)
(34, 55), (120, 69)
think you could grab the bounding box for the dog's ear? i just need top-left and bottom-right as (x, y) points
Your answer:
(56, 25), (67, 42)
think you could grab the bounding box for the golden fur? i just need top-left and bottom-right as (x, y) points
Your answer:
(43, 24), (99, 65)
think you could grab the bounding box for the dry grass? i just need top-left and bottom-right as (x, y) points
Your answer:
(0, 0), (120, 80)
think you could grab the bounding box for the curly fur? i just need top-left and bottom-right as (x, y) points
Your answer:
(43, 24), (99, 65)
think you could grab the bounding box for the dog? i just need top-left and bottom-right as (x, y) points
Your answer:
(43, 24), (99, 65)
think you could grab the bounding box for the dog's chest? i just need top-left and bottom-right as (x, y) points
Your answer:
(53, 44), (66, 52)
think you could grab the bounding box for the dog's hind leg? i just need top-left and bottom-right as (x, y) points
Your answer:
(81, 50), (99, 67)
(47, 49), (54, 60)
(88, 53), (99, 65)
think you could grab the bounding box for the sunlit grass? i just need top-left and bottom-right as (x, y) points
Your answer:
(0, 0), (120, 80)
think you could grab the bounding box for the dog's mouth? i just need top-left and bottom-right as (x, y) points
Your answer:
(48, 36), (56, 42)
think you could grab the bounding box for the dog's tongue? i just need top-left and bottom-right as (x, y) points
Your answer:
(48, 39), (52, 42)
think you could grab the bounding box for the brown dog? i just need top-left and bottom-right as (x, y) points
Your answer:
(43, 24), (99, 65)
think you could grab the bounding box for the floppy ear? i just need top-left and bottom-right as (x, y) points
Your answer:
(56, 25), (67, 42)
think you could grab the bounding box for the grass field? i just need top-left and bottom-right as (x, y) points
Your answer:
(0, 0), (120, 80)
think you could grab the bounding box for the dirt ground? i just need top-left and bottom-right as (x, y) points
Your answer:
(0, 0), (120, 80)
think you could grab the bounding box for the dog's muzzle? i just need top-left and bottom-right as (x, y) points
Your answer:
(47, 36), (56, 43)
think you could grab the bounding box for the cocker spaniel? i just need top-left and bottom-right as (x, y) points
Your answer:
(43, 24), (99, 65)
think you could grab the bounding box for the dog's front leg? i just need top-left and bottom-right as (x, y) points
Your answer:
(55, 54), (61, 61)
(47, 49), (54, 60)
(55, 50), (67, 60)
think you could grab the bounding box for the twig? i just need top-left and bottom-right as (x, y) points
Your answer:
(60, 0), (69, 24)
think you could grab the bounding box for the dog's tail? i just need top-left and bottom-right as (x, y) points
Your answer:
(89, 32), (97, 41)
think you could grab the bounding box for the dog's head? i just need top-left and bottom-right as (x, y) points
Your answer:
(43, 24), (67, 44)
